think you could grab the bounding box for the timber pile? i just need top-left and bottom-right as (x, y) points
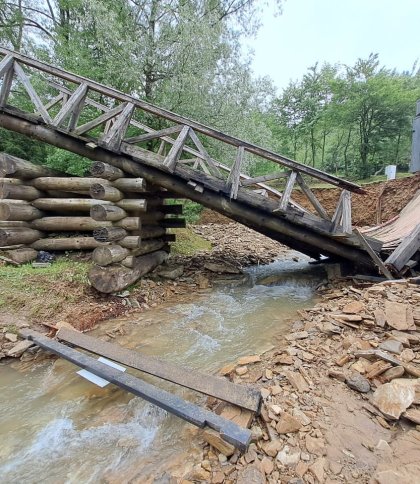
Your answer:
(0, 154), (184, 291)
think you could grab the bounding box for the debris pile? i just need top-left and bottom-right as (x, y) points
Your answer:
(188, 279), (420, 483)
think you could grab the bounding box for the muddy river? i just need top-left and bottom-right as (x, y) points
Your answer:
(0, 253), (325, 483)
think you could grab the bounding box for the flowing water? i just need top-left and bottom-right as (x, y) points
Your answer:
(0, 253), (326, 483)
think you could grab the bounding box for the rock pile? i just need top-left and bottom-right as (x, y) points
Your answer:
(184, 279), (420, 483)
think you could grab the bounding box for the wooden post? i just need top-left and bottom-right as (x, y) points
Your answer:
(32, 198), (110, 212)
(0, 228), (43, 246)
(278, 171), (297, 211)
(0, 182), (43, 201)
(90, 161), (125, 180)
(113, 178), (147, 192)
(0, 153), (61, 178)
(92, 245), (130, 266)
(31, 237), (103, 251)
(93, 226), (127, 242)
(411, 100), (420, 173)
(163, 125), (190, 172)
(90, 183), (123, 202)
(32, 177), (109, 192)
(225, 146), (244, 199)
(90, 204), (127, 221)
(0, 201), (44, 221)
(32, 217), (112, 231)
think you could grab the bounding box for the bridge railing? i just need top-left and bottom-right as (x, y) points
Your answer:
(0, 48), (361, 234)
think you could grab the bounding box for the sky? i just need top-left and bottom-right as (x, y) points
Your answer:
(248, 0), (420, 90)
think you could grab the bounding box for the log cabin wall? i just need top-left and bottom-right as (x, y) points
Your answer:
(0, 153), (183, 291)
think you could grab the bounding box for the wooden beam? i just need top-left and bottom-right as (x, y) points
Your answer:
(58, 328), (261, 413)
(21, 329), (251, 452)
(278, 170), (297, 211)
(385, 224), (420, 273)
(241, 171), (289, 187)
(226, 146), (244, 199)
(354, 228), (393, 279)
(53, 82), (88, 129)
(124, 125), (183, 144)
(74, 103), (126, 135)
(0, 62), (14, 106)
(163, 125), (190, 172)
(0, 54), (13, 79)
(100, 102), (134, 151)
(188, 129), (221, 177)
(341, 190), (352, 234)
(296, 173), (329, 220)
(13, 62), (52, 124)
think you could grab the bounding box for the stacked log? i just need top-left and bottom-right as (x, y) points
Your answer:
(0, 154), (185, 292)
(88, 161), (185, 292)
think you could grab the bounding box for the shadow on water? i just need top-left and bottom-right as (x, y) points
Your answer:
(0, 252), (326, 483)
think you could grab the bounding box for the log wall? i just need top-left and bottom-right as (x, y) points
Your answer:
(0, 154), (184, 292)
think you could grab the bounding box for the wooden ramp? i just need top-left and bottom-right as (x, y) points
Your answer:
(0, 48), (388, 271)
(21, 328), (260, 452)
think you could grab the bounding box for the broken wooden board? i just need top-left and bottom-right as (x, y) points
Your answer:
(385, 223), (420, 273)
(57, 328), (261, 413)
(21, 329), (251, 451)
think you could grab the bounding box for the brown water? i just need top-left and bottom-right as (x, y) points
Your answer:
(0, 253), (325, 483)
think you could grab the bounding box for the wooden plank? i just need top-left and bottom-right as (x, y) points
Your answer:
(100, 102), (135, 151)
(0, 54), (13, 79)
(163, 125), (190, 172)
(57, 328), (261, 413)
(13, 62), (52, 124)
(74, 103), (126, 135)
(21, 329), (251, 451)
(331, 191), (344, 232)
(188, 129), (221, 177)
(0, 48), (364, 193)
(0, 62), (14, 106)
(278, 170), (297, 211)
(341, 190), (352, 234)
(226, 146), (244, 199)
(385, 223), (420, 272)
(296, 173), (329, 220)
(241, 171), (289, 187)
(354, 228), (393, 279)
(53, 82), (88, 128)
(124, 125), (183, 144)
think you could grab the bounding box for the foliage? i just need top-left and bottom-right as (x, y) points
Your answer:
(170, 227), (212, 255)
(181, 200), (204, 224)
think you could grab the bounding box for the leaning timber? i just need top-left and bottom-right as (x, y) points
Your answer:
(90, 161), (125, 180)
(0, 181), (43, 200)
(0, 152), (61, 178)
(88, 250), (168, 293)
(32, 198), (110, 212)
(21, 329), (251, 451)
(90, 204), (127, 221)
(32, 217), (111, 231)
(0, 228), (43, 246)
(92, 245), (130, 266)
(32, 177), (109, 192)
(0, 200), (44, 221)
(31, 237), (104, 251)
(58, 327), (261, 413)
(89, 183), (123, 201)
(93, 226), (127, 242)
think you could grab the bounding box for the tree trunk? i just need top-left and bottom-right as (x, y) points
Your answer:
(114, 217), (141, 230)
(32, 177), (109, 192)
(115, 199), (148, 212)
(0, 228), (43, 246)
(32, 217), (112, 231)
(131, 238), (165, 257)
(90, 204), (127, 221)
(31, 237), (104, 251)
(90, 161), (125, 180)
(0, 182), (43, 200)
(92, 245), (129, 266)
(0, 153), (62, 178)
(113, 177), (147, 192)
(0, 201), (44, 221)
(88, 250), (168, 293)
(93, 227), (127, 242)
(90, 184), (123, 201)
(119, 236), (142, 249)
(32, 198), (111, 212)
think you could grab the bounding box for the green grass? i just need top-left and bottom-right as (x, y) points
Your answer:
(170, 227), (212, 255)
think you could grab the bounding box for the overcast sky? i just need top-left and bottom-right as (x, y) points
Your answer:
(248, 0), (419, 90)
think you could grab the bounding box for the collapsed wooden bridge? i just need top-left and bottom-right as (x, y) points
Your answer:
(0, 48), (418, 281)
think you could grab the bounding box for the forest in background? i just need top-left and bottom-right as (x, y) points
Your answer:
(0, 0), (419, 181)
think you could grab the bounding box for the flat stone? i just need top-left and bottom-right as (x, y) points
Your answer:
(238, 355), (261, 365)
(328, 461), (343, 475)
(295, 461), (309, 478)
(219, 363), (236, 375)
(235, 365), (248, 376)
(328, 369), (346, 382)
(292, 408), (311, 426)
(385, 301), (416, 331)
(371, 379), (417, 419)
(382, 366), (405, 382)
(188, 465), (211, 481)
(276, 412), (302, 434)
(201, 429), (235, 456)
(236, 466), (266, 484)
(284, 371), (309, 393)
(204, 262), (241, 274)
(7, 340), (34, 358)
(342, 301), (364, 314)
(261, 456), (274, 475)
(270, 385), (282, 395)
(375, 439), (392, 453)
(374, 465), (420, 484)
(5, 333), (17, 343)
(346, 372), (371, 393)
(379, 339), (403, 355)
(286, 331), (309, 341)
(275, 354), (294, 365)
(374, 308), (387, 327)
(400, 348), (415, 363)
(305, 434), (325, 456)
(212, 471), (225, 484)
(402, 408), (420, 424)
(276, 445), (301, 466)
(154, 264), (184, 279)
(309, 457), (326, 483)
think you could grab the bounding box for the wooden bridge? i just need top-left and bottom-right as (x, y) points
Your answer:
(0, 48), (418, 276)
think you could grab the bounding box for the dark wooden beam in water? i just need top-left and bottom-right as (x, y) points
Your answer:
(21, 329), (252, 452)
(57, 327), (261, 413)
